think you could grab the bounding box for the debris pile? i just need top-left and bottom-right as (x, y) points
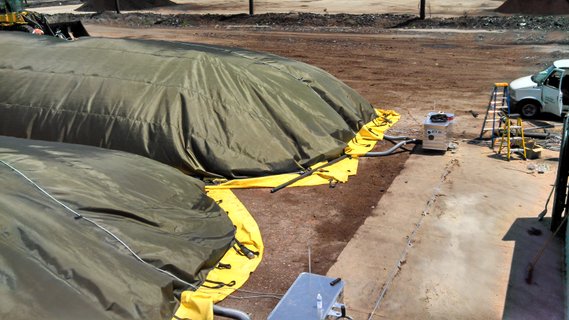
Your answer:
(497, 0), (569, 15)
(51, 12), (569, 32)
(76, 0), (176, 12)
(541, 135), (563, 151)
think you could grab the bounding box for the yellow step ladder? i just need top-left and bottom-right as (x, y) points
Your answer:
(479, 82), (510, 148)
(497, 114), (527, 161)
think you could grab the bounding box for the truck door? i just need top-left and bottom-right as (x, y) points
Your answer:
(542, 68), (564, 116)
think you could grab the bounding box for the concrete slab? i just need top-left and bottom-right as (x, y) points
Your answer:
(328, 142), (564, 319)
(327, 148), (450, 314)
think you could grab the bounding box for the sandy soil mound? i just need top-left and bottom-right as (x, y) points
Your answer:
(497, 0), (569, 15)
(76, 0), (176, 12)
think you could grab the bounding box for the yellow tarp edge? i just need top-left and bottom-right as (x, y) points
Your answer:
(207, 109), (400, 189)
(172, 109), (399, 319)
(173, 189), (263, 320)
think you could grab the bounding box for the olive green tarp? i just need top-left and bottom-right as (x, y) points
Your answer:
(0, 32), (377, 179)
(0, 136), (235, 320)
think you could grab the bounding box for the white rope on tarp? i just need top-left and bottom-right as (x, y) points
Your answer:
(0, 159), (197, 290)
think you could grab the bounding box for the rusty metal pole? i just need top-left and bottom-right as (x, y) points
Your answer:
(419, 0), (425, 19)
(249, 0), (254, 15)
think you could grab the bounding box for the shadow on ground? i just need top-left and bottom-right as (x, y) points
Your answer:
(502, 217), (564, 320)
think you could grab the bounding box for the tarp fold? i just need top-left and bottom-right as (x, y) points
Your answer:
(0, 136), (238, 319)
(0, 32), (377, 178)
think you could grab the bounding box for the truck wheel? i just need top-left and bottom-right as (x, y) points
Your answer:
(519, 102), (540, 118)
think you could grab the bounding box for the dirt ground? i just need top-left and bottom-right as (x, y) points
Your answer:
(84, 23), (567, 319)
(33, 0), (505, 16)
(157, 0), (504, 16)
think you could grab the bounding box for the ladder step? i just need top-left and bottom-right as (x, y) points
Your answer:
(510, 148), (525, 152)
(479, 83), (512, 139)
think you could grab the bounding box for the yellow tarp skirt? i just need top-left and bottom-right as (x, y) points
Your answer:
(173, 189), (263, 320)
(173, 109), (399, 319)
(208, 109), (400, 189)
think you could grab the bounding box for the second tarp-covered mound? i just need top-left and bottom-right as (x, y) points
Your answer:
(0, 136), (236, 319)
(0, 32), (377, 179)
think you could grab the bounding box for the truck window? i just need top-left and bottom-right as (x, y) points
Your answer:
(545, 70), (563, 89)
(532, 66), (555, 83)
(564, 75), (569, 105)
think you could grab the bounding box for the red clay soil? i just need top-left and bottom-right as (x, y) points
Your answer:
(224, 141), (409, 318)
(76, 0), (176, 12)
(497, 0), (569, 15)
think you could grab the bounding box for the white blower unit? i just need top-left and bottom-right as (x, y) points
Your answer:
(423, 112), (454, 151)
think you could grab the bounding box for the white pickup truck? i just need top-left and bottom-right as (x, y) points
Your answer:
(509, 59), (569, 118)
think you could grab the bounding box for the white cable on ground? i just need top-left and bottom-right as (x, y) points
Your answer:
(367, 158), (458, 320)
(0, 159), (197, 290)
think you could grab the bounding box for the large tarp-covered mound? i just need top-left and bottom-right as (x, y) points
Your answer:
(76, 0), (177, 12)
(497, 0), (569, 14)
(0, 136), (235, 319)
(0, 32), (377, 179)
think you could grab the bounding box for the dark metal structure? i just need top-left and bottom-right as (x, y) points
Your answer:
(551, 115), (569, 232)
(0, 0), (89, 38)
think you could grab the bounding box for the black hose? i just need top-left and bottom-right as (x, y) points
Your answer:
(359, 139), (418, 157)
(271, 138), (417, 193)
(21, 14), (43, 31)
(383, 135), (410, 141)
(270, 154), (350, 193)
(494, 130), (551, 139)
(523, 132), (551, 139)
(234, 238), (257, 259)
(213, 305), (251, 320)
